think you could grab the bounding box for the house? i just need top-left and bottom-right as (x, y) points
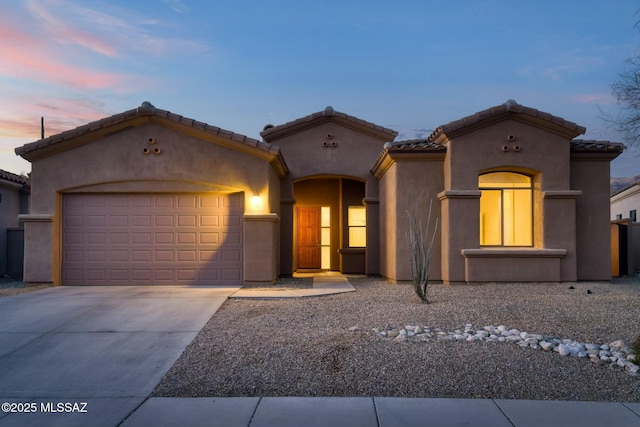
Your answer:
(0, 170), (30, 279)
(15, 100), (623, 286)
(611, 182), (640, 221)
(610, 182), (640, 276)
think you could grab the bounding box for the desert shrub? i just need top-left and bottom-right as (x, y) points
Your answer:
(406, 199), (438, 304)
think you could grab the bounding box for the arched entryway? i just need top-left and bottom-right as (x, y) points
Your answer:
(292, 177), (366, 273)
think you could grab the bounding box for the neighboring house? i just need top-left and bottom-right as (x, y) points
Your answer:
(610, 182), (640, 221)
(0, 170), (30, 279)
(610, 182), (640, 276)
(15, 100), (622, 286)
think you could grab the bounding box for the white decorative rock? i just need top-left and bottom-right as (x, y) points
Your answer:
(375, 323), (638, 376)
(540, 341), (554, 351)
(558, 344), (570, 356)
(394, 333), (406, 342)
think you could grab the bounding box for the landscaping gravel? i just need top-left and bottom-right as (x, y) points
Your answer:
(0, 277), (50, 297)
(153, 277), (640, 402)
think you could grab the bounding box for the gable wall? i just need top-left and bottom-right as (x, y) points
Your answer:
(29, 123), (278, 214)
(275, 121), (389, 275)
(442, 119), (578, 283)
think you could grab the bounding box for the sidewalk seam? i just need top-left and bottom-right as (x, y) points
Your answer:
(372, 397), (381, 427)
(492, 399), (517, 427)
(620, 402), (640, 419)
(115, 396), (150, 427)
(247, 396), (262, 426)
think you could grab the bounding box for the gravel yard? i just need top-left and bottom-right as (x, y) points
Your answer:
(153, 277), (640, 402)
(0, 277), (50, 297)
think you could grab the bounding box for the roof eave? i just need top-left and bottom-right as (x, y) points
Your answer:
(440, 112), (586, 140)
(371, 149), (445, 179)
(15, 106), (285, 168)
(261, 108), (398, 142)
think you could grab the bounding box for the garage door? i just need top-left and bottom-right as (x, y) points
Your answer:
(62, 193), (243, 285)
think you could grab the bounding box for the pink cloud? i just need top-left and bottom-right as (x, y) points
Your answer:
(26, 0), (118, 56)
(0, 25), (131, 90)
(569, 93), (616, 106)
(0, 95), (111, 142)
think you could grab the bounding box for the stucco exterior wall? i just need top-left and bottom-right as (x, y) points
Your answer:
(378, 159), (443, 281)
(572, 157), (614, 280)
(0, 182), (27, 276)
(378, 162), (397, 279)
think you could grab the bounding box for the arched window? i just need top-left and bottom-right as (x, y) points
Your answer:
(479, 172), (532, 246)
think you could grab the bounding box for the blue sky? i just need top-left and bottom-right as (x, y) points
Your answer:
(1, 0), (639, 176)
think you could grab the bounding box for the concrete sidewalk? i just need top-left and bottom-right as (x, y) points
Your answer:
(118, 397), (640, 427)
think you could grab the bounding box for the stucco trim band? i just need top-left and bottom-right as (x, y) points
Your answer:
(243, 213), (280, 222)
(543, 190), (583, 199)
(461, 248), (567, 258)
(18, 214), (53, 222)
(437, 190), (482, 200)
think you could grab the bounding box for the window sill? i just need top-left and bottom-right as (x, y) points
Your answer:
(338, 248), (366, 254)
(461, 248), (567, 258)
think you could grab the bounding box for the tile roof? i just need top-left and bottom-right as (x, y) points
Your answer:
(427, 99), (587, 141)
(383, 139), (447, 152)
(610, 181), (640, 198)
(569, 139), (625, 153)
(0, 169), (30, 186)
(260, 106), (398, 141)
(16, 102), (279, 158)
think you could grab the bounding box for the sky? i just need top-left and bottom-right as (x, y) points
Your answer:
(1, 0), (640, 177)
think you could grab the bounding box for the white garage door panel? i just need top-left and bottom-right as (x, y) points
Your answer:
(62, 193), (243, 285)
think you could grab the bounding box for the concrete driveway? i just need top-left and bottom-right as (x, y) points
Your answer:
(0, 285), (238, 427)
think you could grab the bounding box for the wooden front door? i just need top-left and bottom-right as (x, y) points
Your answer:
(297, 207), (321, 269)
